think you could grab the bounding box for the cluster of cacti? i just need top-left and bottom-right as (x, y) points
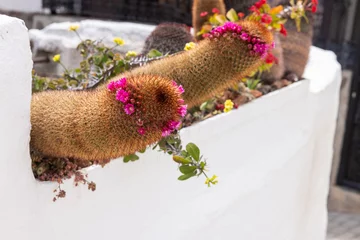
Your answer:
(30, 75), (186, 163)
(141, 23), (195, 55)
(120, 21), (274, 108)
(227, 0), (314, 80)
(192, 0), (226, 40)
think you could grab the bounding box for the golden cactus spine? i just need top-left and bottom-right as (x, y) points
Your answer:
(30, 75), (186, 162)
(121, 21), (274, 108)
(192, 0), (226, 40)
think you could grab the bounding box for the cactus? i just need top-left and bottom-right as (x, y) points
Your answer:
(192, 0), (226, 40)
(230, 0), (314, 79)
(30, 75), (186, 163)
(142, 23), (195, 55)
(261, 33), (285, 83)
(121, 21), (274, 108)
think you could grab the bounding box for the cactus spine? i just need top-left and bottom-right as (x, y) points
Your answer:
(192, 0), (226, 40)
(121, 21), (274, 108)
(31, 75), (186, 162)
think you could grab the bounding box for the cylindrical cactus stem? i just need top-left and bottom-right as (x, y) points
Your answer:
(30, 75), (187, 163)
(122, 21), (274, 108)
(192, 0), (226, 40)
(142, 23), (195, 55)
(262, 33), (285, 83)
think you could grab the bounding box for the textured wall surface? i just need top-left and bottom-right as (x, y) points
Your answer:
(0, 14), (341, 240)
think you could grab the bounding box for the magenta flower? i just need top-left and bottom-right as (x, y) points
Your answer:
(162, 127), (172, 137)
(124, 103), (135, 115)
(107, 81), (116, 91)
(137, 127), (146, 136)
(171, 80), (178, 86)
(168, 120), (180, 130)
(178, 99), (185, 104)
(177, 85), (185, 94)
(116, 89), (130, 103)
(114, 77), (127, 88)
(178, 105), (187, 117)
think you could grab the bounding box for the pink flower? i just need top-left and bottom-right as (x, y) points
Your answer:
(137, 127), (146, 136)
(212, 8), (220, 14)
(114, 77), (127, 88)
(107, 81), (116, 91)
(178, 99), (185, 104)
(116, 89), (130, 103)
(178, 105), (187, 117)
(168, 120), (181, 131)
(177, 85), (185, 94)
(200, 12), (208, 17)
(171, 80), (178, 86)
(124, 103), (135, 115)
(162, 128), (172, 137)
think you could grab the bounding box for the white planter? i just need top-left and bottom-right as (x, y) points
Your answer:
(0, 15), (342, 240)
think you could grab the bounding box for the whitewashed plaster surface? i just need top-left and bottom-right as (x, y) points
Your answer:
(0, 15), (341, 240)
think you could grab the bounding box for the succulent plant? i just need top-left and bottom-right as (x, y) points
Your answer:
(142, 23), (195, 55)
(30, 75), (186, 163)
(122, 21), (274, 108)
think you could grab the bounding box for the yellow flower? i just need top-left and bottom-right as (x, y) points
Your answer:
(270, 5), (283, 15)
(69, 24), (80, 31)
(184, 42), (196, 51)
(52, 54), (61, 63)
(126, 51), (137, 58)
(205, 175), (218, 187)
(224, 99), (234, 109)
(113, 37), (125, 46)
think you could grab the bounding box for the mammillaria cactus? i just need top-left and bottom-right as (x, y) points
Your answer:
(30, 75), (186, 163)
(192, 0), (226, 40)
(142, 23), (195, 55)
(123, 21), (274, 108)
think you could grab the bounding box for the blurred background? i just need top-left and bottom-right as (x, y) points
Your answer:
(1, 0), (360, 238)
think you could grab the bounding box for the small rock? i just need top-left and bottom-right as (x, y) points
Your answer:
(272, 80), (284, 89)
(232, 95), (249, 106)
(257, 85), (273, 95)
(285, 72), (299, 82)
(250, 90), (263, 98)
(281, 79), (292, 87)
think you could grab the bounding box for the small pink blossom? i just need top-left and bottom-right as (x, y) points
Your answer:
(116, 89), (130, 103)
(171, 80), (178, 86)
(200, 12), (208, 17)
(137, 127), (146, 136)
(162, 128), (172, 137)
(168, 120), (181, 131)
(124, 103), (135, 115)
(178, 99), (185, 104)
(107, 81), (116, 91)
(177, 85), (185, 94)
(178, 105), (187, 117)
(114, 77), (127, 88)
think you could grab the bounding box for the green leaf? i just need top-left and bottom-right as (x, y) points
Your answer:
(123, 154), (139, 163)
(178, 171), (197, 181)
(186, 143), (200, 161)
(147, 49), (163, 58)
(179, 165), (197, 174)
(215, 14), (227, 25)
(139, 148), (146, 154)
(226, 8), (239, 22)
(173, 155), (192, 164)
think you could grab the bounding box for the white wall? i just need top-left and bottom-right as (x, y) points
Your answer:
(0, 14), (342, 240)
(0, 0), (42, 13)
